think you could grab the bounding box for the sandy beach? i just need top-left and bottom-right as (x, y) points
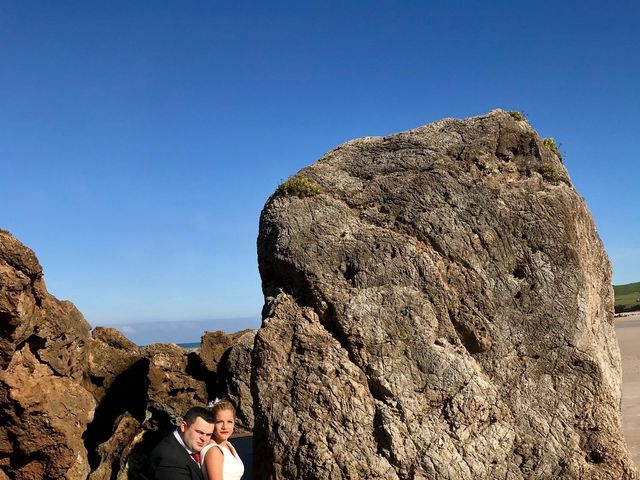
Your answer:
(616, 312), (640, 467)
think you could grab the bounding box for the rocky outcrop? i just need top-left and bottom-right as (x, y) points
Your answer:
(220, 330), (258, 430)
(0, 230), (254, 479)
(86, 327), (142, 401)
(0, 230), (95, 479)
(87, 414), (143, 480)
(254, 110), (637, 479)
(199, 329), (253, 371)
(144, 343), (209, 422)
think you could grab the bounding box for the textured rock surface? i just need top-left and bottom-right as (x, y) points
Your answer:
(0, 230), (95, 480)
(199, 329), (253, 371)
(87, 414), (142, 480)
(0, 230), (251, 479)
(143, 343), (209, 423)
(220, 330), (258, 430)
(254, 110), (637, 479)
(86, 326), (142, 401)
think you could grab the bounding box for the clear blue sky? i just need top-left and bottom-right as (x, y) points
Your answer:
(1, 1), (638, 343)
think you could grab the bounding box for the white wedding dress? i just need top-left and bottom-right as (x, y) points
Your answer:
(200, 441), (244, 480)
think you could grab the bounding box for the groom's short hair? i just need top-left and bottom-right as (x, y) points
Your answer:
(183, 406), (214, 425)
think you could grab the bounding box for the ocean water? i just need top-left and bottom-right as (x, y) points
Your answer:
(178, 342), (200, 349)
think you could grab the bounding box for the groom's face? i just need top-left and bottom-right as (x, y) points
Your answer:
(179, 416), (214, 452)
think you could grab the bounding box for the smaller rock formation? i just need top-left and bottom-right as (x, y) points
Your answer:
(199, 329), (253, 371)
(220, 330), (257, 430)
(144, 343), (209, 424)
(0, 230), (95, 479)
(0, 229), (256, 479)
(87, 414), (142, 480)
(85, 326), (143, 406)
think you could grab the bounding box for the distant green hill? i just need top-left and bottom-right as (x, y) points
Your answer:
(614, 282), (640, 313)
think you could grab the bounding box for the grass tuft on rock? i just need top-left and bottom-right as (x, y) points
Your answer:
(508, 111), (526, 121)
(542, 137), (563, 160)
(275, 176), (322, 198)
(539, 162), (561, 185)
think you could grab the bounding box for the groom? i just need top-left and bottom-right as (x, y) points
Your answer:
(146, 406), (215, 480)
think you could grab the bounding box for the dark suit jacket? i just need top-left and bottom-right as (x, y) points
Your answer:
(146, 432), (203, 480)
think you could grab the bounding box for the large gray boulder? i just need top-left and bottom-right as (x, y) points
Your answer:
(254, 110), (637, 479)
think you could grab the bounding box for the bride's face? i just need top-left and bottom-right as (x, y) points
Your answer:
(213, 408), (235, 443)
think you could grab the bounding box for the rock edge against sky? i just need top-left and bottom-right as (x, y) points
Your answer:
(0, 109), (636, 479)
(254, 109), (637, 479)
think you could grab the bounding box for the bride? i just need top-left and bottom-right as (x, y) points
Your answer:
(200, 399), (244, 480)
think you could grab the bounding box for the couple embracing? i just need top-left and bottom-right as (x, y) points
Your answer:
(146, 399), (244, 480)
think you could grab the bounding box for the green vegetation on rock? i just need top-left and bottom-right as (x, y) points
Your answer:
(539, 162), (561, 185)
(614, 282), (640, 313)
(276, 176), (322, 198)
(542, 137), (563, 160)
(508, 111), (526, 121)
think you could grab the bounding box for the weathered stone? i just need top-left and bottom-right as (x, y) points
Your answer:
(0, 230), (252, 479)
(86, 326), (142, 401)
(0, 230), (95, 479)
(199, 330), (237, 370)
(0, 229), (46, 370)
(1, 345), (95, 480)
(221, 330), (257, 430)
(254, 296), (398, 478)
(254, 110), (637, 479)
(143, 343), (208, 426)
(113, 428), (155, 480)
(88, 414), (142, 480)
(83, 330), (148, 476)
